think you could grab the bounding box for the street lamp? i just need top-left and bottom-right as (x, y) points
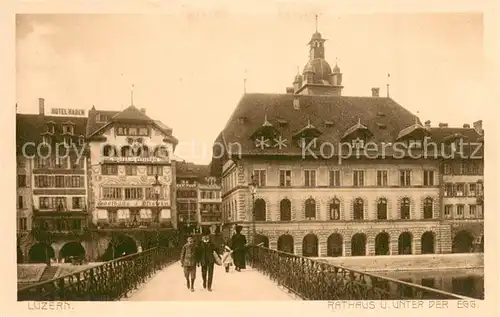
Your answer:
(152, 174), (162, 245)
(248, 175), (258, 244)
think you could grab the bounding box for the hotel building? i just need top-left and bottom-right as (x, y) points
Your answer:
(16, 98), (89, 263)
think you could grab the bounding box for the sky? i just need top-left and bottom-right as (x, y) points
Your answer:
(16, 13), (487, 164)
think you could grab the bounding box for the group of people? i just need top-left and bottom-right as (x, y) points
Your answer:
(180, 225), (247, 292)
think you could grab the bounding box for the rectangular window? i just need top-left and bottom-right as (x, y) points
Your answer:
(253, 169), (266, 187)
(17, 175), (26, 187)
(70, 176), (83, 188)
(55, 157), (66, 168)
(129, 127), (138, 135)
(39, 197), (50, 209)
(468, 183), (476, 196)
(19, 218), (27, 231)
(444, 205), (453, 219)
(18, 196), (24, 209)
(126, 165), (137, 175)
(102, 164), (118, 175)
(124, 187), (144, 200)
(353, 170), (364, 187)
(329, 170), (341, 187)
(423, 170), (434, 186)
(145, 188), (163, 200)
(443, 164), (451, 175)
(55, 197), (67, 210)
(138, 127), (149, 136)
(376, 170), (388, 187)
(456, 205), (464, 218)
(35, 175), (54, 188)
(456, 183), (466, 197)
(399, 170), (412, 187)
(304, 170), (316, 187)
(55, 176), (65, 188)
(444, 183), (453, 196)
(102, 187), (122, 199)
(469, 205), (476, 218)
(279, 170), (292, 187)
(72, 197), (84, 209)
(147, 165), (163, 176)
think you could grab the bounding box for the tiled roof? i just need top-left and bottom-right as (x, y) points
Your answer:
(176, 162), (211, 183)
(86, 105), (178, 146)
(16, 113), (88, 155)
(217, 93), (420, 156)
(428, 127), (482, 144)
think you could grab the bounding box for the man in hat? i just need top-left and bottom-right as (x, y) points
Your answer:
(230, 225), (247, 271)
(180, 236), (197, 292)
(196, 229), (220, 291)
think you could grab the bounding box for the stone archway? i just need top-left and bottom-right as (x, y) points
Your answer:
(351, 233), (367, 256)
(421, 231), (435, 254)
(277, 234), (294, 254)
(59, 241), (86, 261)
(327, 233), (343, 257)
(452, 230), (474, 253)
(28, 243), (55, 263)
(398, 232), (413, 255)
(102, 234), (138, 260)
(254, 234), (269, 248)
(375, 232), (390, 255)
(302, 233), (318, 257)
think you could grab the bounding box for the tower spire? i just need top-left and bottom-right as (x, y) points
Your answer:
(131, 84), (135, 106)
(315, 14), (318, 32)
(243, 69), (247, 94)
(386, 73), (390, 98)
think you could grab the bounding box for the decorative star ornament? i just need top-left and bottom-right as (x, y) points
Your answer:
(273, 136), (288, 149)
(255, 136), (270, 149)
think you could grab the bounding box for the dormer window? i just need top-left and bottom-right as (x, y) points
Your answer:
(78, 135), (85, 146)
(45, 121), (56, 134)
(62, 125), (74, 135)
(293, 120), (322, 149)
(408, 139), (423, 148)
(277, 119), (288, 128)
(352, 138), (365, 149)
(251, 115), (279, 149)
(341, 118), (373, 147)
(64, 136), (73, 146)
(324, 121), (334, 127)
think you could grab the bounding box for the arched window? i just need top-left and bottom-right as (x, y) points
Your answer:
(423, 198), (433, 219)
(280, 199), (291, 221)
(329, 198), (340, 220)
(305, 198), (316, 220)
(400, 198), (410, 219)
(102, 145), (115, 157)
(254, 198), (266, 221)
(137, 145), (149, 157)
(121, 145), (133, 157)
(377, 198), (387, 220)
(353, 198), (364, 220)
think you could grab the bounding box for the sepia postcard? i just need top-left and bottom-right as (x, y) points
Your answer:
(0, 0), (498, 316)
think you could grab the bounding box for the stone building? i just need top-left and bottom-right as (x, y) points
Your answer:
(211, 28), (484, 258)
(85, 103), (178, 258)
(16, 98), (89, 263)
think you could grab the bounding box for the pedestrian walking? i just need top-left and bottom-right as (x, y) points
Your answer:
(230, 225), (247, 271)
(221, 245), (233, 273)
(197, 232), (221, 291)
(180, 236), (197, 292)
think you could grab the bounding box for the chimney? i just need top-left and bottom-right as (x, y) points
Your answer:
(425, 120), (431, 128)
(371, 87), (380, 97)
(473, 120), (483, 135)
(463, 123), (471, 128)
(438, 122), (448, 128)
(140, 108), (146, 114)
(38, 98), (45, 116)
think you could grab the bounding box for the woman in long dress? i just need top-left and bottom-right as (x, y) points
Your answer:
(230, 225), (247, 271)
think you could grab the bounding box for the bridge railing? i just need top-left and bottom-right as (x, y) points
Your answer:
(248, 245), (471, 300)
(17, 246), (180, 301)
